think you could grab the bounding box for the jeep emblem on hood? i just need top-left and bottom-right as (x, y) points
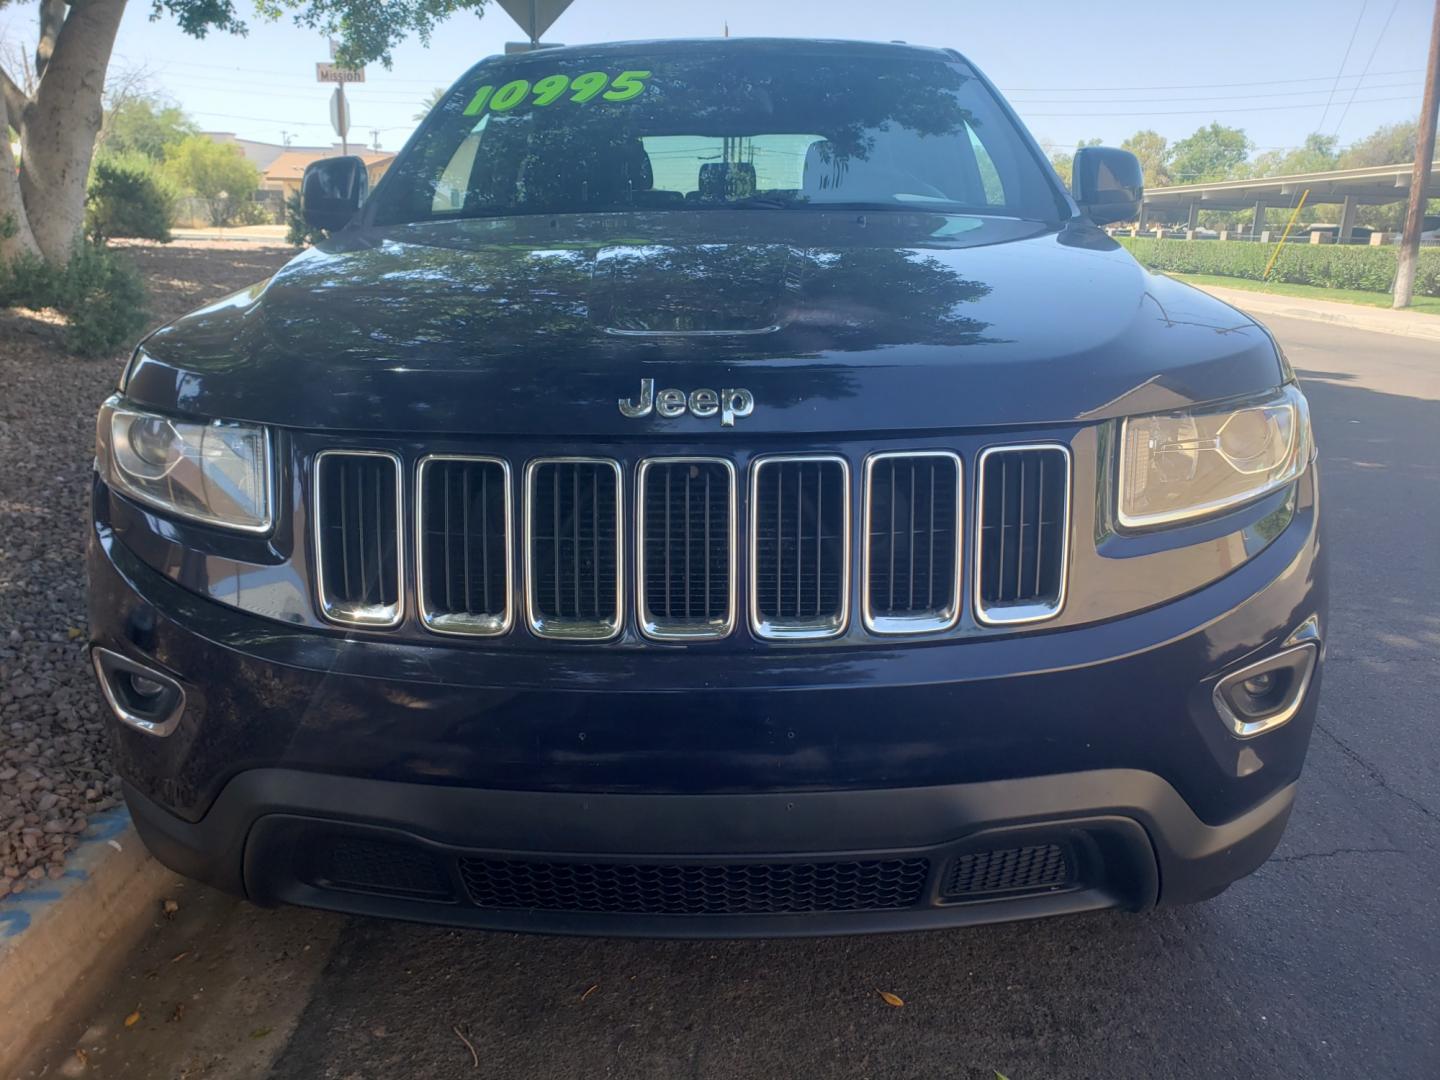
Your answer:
(619, 378), (755, 427)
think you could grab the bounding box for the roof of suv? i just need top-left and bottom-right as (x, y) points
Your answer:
(475, 37), (965, 67)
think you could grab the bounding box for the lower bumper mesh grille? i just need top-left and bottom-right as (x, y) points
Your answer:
(943, 844), (1072, 898)
(313, 836), (453, 901)
(457, 856), (930, 915)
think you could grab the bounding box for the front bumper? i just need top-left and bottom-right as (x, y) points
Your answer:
(124, 767), (1295, 937)
(89, 470), (1324, 936)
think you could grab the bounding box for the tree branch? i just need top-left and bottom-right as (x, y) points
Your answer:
(34, 0), (67, 81)
(1, 63), (29, 125)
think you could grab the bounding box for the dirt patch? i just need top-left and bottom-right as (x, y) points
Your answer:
(0, 240), (297, 897)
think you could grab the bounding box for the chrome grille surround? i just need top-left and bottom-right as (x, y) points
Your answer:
(312, 449), (405, 629)
(523, 457), (624, 641)
(635, 456), (738, 641)
(861, 450), (964, 635)
(748, 454), (852, 641)
(973, 443), (1072, 627)
(414, 454), (513, 637)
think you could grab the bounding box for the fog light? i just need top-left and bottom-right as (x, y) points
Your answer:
(91, 648), (186, 737)
(1241, 672), (1275, 697)
(1213, 642), (1318, 738)
(128, 674), (167, 699)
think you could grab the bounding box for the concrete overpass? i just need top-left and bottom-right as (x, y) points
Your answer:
(1139, 160), (1440, 240)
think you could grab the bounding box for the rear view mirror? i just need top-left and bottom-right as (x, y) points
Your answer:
(1071, 147), (1143, 226)
(301, 156), (370, 232)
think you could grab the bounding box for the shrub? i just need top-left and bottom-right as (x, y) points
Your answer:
(0, 242), (149, 357)
(285, 191), (328, 247)
(86, 151), (176, 244)
(1117, 236), (1440, 297)
(164, 135), (261, 227)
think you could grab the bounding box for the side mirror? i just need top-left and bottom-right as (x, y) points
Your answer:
(301, 156), (370, 232)
(1071, 147), (1143, 226)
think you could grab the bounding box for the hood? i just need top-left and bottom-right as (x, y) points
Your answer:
(129, 211), (1282, 436)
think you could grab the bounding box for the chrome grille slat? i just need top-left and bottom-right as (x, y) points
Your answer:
(750, 455), (850, 640)
(417, 455), (512, 636)
(314, 450), (404, 628)
(974, 444), (1070, 626)
(863, 451), (962, 634)
(525, 458), (622, 640)
(638, 457), (735, 640)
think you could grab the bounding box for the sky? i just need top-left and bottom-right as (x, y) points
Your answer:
(3, 0), (1436, 156)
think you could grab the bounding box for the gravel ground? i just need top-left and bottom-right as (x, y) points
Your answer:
(0, 239), (296, 898)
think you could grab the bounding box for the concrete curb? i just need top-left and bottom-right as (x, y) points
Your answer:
(1192, 284), (1440, 343)
(0, 808), (176, 1074)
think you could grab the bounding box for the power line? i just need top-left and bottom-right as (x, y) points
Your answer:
(1009, 80), (1417, 105)
(1018, 93), (1416, 118)
(1333, 0), (1403, 137)
(997, 67), (1422, 92)
(1316, 0), (1371, 132)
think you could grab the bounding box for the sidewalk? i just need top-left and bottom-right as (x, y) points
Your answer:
(1192, 283), (1440, 343)
(171, 225), (294, 245)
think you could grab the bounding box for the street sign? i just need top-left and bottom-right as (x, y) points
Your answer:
(316, 63), (365, 84)
(495, 0), (574, 43)
(329, 87), (350, 139)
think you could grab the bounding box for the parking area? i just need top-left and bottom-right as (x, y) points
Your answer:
(14, 312), (1440, 1080)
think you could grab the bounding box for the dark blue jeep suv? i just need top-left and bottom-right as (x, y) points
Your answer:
(88, 38), (1325, 937)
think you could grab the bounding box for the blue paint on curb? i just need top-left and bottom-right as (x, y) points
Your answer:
(0, 806), (136, 940)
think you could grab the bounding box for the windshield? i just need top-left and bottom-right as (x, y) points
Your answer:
(371, 45), (1063, 226)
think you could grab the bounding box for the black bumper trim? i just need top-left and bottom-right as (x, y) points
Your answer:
(123, 768), (1294, 938)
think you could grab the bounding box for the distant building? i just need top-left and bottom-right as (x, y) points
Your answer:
(203, 133), (396, 201)
(261, 148), (396, 200)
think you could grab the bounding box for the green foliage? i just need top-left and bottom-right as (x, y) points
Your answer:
(100, 95), (200, 161)
(1118, 237), (1440, 297)
(163, 135), (261, 226)
(1120, 129), (1171, 187)
(1337, 121), (1418, 169)
(86, 151), (177, 243)
(153, 0), (492, 66)
(1169, 123), (1251, 184)
(1247, 132), (1339, 179)
(415, 87), (447, 123)
(0, 242), (150, 356)
(284, 191), (327, 246)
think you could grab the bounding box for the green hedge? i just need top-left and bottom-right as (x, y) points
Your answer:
(1117, 236), (1440, 297)
(1, 242), (149, 357)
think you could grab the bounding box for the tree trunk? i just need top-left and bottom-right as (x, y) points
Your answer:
(0, 72), (40, 261)
(14, 0), (128, 263)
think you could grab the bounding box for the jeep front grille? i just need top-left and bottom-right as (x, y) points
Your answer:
(750, 455), (850, 639)
(525, 458), (623, 640)
(416, 456), (511, 636)
(637, 458), (736, 640)
(314, 450), (404, 628)
(863, 451), (962, 634)
(975, 444), (1071, 625)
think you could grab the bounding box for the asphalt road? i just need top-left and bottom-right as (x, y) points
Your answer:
(27, 315), (1440, 1080)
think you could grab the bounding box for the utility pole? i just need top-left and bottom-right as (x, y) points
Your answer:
(1394, 0), (1440, 309)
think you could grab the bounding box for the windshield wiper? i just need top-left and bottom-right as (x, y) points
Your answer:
(720, 196), (801, 210)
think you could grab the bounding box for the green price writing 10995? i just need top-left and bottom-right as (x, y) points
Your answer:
(463, 70), (652, 116)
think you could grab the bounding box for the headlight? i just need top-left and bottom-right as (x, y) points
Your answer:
(1119, 384), (1312, 528)
(99, 397), (273, 532)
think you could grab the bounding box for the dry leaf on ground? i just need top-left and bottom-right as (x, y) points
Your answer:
(876, 990), (904, 1007)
